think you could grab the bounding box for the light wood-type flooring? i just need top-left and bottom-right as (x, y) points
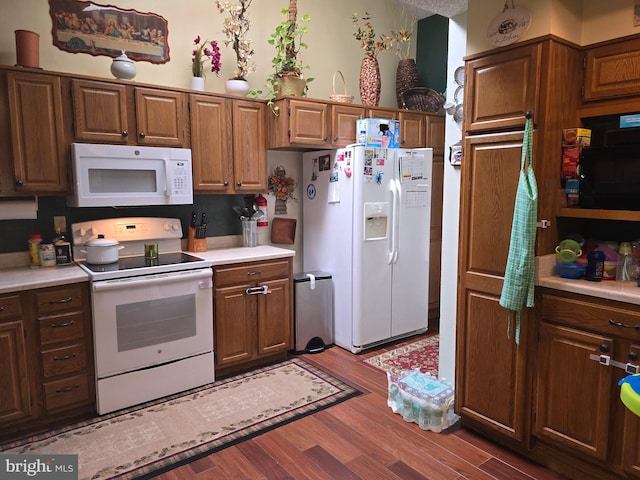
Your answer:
(156, 333), (568, 480)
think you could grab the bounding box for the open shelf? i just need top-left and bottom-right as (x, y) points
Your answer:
(558, 208), (640, 221)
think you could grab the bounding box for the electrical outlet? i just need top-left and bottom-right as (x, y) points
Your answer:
(53, 216), (67, 232)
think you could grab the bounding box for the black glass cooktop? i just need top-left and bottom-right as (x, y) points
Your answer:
(82, 252), (205, 273)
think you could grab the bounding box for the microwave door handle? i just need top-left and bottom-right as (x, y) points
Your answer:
(164, 159), (174, 200)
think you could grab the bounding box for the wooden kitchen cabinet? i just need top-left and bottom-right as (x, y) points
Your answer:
(0, 294), (32, 427)
(213, 258), (293, 377)
(33, 283), (94, 416)
(0, 283), (94, 442)
(72, 79), (187, 146)
(330, 103), (365, 146)
(267, 97), (369, 149)
(5, 70), (68, 194)
(583, 35), (640, 102)
(457, 38), (584, 452)
(398, 110), (426, 148)
(190, 94), (266, 193)
(464, 42), (542, 134)
(536, 290), (640, 479)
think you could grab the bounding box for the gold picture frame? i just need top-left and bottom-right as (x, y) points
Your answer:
(48, 0), (170, 64)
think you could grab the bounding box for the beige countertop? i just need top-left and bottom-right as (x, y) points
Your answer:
(194, 245), (295, 265)
(0, 245), (295, 294)
(536, 254), (640, 306)
(0, 264), (89, 294)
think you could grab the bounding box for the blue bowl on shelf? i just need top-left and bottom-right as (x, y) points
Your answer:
(556, 262), (586, 279)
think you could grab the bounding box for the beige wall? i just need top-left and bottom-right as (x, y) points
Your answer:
(0, 0), (414, 109)
(467, 0), (640, 55)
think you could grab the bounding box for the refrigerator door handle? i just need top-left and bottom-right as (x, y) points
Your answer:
(388, 179), (400, 264)
(392, 178), (402, 264)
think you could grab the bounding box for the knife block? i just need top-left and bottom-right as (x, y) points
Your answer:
(187, 227), (207, 253)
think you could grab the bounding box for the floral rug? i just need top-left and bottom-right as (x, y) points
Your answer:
(0, 358), (360, 480)
(362, 334), (439, 377)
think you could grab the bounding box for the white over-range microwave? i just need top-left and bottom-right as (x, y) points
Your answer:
(67, 143), (193, 207)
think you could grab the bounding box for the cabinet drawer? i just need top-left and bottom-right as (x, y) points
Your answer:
(35, 285), (84, 315)
(0, 295), (22, 322)
(214, 260), (290, 287)
(39, 311), (85, 346)
(41, 343), (87, 378)
(43, 373), (90, 412)
(541, 292), (640, 340)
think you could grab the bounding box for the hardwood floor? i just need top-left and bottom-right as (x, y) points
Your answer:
(156, 334), (567, 480)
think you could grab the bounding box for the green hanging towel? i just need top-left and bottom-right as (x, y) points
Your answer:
(499, 115), (538, 345)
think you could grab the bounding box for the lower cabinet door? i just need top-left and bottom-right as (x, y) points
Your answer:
(257, 278), (292, 357)
(0, 321), (32, 424)
(535, 322), (612, 461)
(214, 284), (255, 367)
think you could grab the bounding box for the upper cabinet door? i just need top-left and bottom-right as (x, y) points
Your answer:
(398, 111), (426, 148)
(584, 37), (640, 101)
(465, 43), (542, 133)
(288, 99), (329, 146)
(7, 72), (68, 193)
(72, 79), (130, 144)
(134, 87), (187, 146)
(232, 99), (266, 192)
(190, 94), (233, 193)
(330, 104), (364, 146)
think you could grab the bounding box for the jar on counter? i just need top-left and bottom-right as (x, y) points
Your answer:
(39, 242), (57, 267)
(28, 234), (42, 266)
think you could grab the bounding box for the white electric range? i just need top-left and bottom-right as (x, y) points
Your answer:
(72, 217), (214, 415)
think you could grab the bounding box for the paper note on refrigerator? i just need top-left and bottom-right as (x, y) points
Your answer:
(400, 155), (425, 182)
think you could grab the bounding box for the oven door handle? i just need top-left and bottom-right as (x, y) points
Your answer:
(92, 268), (213, 292)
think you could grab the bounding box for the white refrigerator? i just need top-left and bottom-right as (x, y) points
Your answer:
(302, 145), (433, 353)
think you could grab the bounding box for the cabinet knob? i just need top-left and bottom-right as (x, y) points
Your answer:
(121, 131), (128, 138)
(600, 344), (610, 353)
(237, 181), (242, 187)
(324, 137), (328, 142)
(223, 181), (229, 187)
(139, 132), (146, 139)
(333, 137), (338, 142)
(629, 352), (639, 361)
(15, 179), (23, 187)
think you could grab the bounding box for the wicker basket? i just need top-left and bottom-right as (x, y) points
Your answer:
(400, 87), (445, 113)
(329, 71), (354, 103)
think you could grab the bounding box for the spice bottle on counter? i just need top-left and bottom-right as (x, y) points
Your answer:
(53, 227), (73, 265)
(28, 234), (42, 266)
(586, 249), (605, 282)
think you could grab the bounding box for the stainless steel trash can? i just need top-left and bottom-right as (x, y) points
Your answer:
(293, 271), (333, 353)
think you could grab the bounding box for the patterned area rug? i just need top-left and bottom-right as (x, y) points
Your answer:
(0, 358), (360, 480)
(363, 334), (439, 377)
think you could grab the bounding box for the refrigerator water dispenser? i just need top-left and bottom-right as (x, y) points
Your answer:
(364, 202), (389, 240)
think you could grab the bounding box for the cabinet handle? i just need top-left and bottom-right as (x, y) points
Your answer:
(139, 132), (146, 139)
(224, 181), (229, 187)
(246, 285), (270, 295)
(55, 384), (79, 393)
(49, 297), (73, 304)
(237, 181), (242, 187)
(50, 320), (75, 328)
(334, 137), (338, 142)
(323, 137), (328, 142)
(600, 343), (610, 353)
(609, 319), (640, 330)
(53, 353), (77, 361)
(629, 352), (639, 362)
(15, 180), (23, 187)
(0, 306), (4, 313)
(247, 271), (262, 276)
(121, 131), (128, 137)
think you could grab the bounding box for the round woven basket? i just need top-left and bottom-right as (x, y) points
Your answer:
(329, 71), (354, 103)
